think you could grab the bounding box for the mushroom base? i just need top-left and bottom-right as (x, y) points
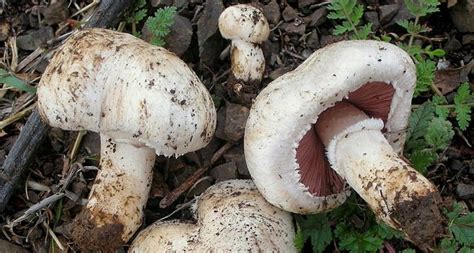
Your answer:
(391, 191), (445, 251)
(71, 134), (155, 251)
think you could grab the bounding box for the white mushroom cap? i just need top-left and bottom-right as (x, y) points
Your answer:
(245, 40), (415, 213)
(129, 180), (296, 252)
(218, 4), (270, 44)
(38, 28), (216, 157)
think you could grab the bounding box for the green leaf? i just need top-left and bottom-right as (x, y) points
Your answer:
(333, 23), (352, 35)
(134, 9), (147, 23)
(445, 202), (474, 247)
(440, 238), (459, 253)
(372, 222), (402, 240)
(294, 225), (305, 252)
(328, 0), (367, 38)
(432, 95), (450, 119)
(404, 0), (440, 17)
(407, 149), (437, 174)
(145, 6), (177, 46)
(352, 23), (372, 40)
(451, 212), (474, 246)
(414, 59), (436, 97)
(459, 246), (474, 253)
(454, 82), (473, 130)
(295, 214), (332, 253)
(335, 224), (384, 253)
(425, 117), (454, 151)
(0, 68), (36, 93)
(407, 101), (435, 143)
(400, 249), (417, 253)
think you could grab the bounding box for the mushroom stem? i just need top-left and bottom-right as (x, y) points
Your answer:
(316, 102), (443, 246)
(71, 133), (155, 251)
(230, 39), (265, 84)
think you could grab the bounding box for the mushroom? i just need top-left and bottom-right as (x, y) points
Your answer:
(37, 28), (216, 251)
(244, 40), (445, 247)
(129, 180), (296, 252)
(218, 4), (270, 103)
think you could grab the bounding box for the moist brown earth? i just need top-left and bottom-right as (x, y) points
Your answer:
(71, 209), (125, 253)
(390, 192), (447, 252)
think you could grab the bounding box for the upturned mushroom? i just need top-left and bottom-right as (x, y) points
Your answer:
(245, 40), (445, 247)
(218, 4), (270, 103)
(129, 180), (296, 252)
(37, 28), (216, 250)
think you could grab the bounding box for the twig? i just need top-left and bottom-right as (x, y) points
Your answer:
(16, 48), (45, 72)
(43, 221), (65, 251)
(157, 198), (196, 222)
(159, 142), (234, 208)
(70, 0), (101, 18)
(0, 103), (35, 130)
(10, 193), (65, 225)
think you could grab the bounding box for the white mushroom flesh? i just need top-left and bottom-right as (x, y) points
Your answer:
(129, 180), (296, 252)
(231, 39), (266, 83)
(37, 28), (216, 250)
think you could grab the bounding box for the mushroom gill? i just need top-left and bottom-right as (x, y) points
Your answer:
(297, 82), (395, 196)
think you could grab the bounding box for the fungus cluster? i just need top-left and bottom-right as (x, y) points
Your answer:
(244, 40), (445, 248)
(130, 180), (296, 252)
(37, 28), (216, 251)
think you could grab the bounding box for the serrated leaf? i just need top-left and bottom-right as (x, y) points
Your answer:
(373, 222), (402, 240)
(459, 246), (474, 253)
(145, 6), (177, 46)
(407, 149), (437, 174)
(134, 9), (147, 23)
(407, 101), (435, 142)
(454, 83), (473, 130)
(0, 68), (36, 93)
(352, 23), (372, 40)
(333, 23), (352, 35)
(451, 212), (474, 246)
(432, 95), (450, 119)
(425, 117), (454, 151)
(295, 214), (332, 253)
(335, 224), (384, 253)
(440, 238), (459, 253)
(404, 0), (440, 17)
(415, 60), (436, 97)
(294, 225), (305, 251)
(351, 4), (364, 26)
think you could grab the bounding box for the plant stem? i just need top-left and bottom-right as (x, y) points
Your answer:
(342, 7), (360, 38)
(411, 102), (474, 109)
(408, 15), (419, 47)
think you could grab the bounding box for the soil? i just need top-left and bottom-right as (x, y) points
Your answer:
(391, 192), (446, 252)
(0, 0), (473, 252)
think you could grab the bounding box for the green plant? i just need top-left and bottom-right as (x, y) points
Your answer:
(126, 0), (148, 36)
(405, 101), (454, 173)
(397, 0), (444, 98)
(439, 201), (474, 252)
(405, 83), (473, 173)
(0, 68), (36, 93)
(327, 0), (372, 39)
(294, 197), (401, 252)
(145, 6), (177, 46)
